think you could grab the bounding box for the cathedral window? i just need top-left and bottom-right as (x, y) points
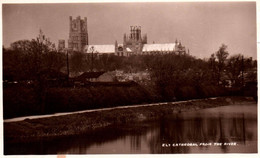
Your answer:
(118, 46), (123, 51)
(74, 43), (78, 49)
(73, 36), (79, 40)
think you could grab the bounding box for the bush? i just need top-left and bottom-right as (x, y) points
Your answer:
(3, 87), (40, 118)
(3, 83), (154, 119)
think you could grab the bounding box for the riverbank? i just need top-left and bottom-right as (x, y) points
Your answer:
(4, 96), (255, 144)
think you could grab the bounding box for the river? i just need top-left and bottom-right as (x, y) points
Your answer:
(5, 103), (257, 154)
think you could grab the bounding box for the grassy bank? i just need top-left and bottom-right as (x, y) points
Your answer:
(4, 96), (254, 144)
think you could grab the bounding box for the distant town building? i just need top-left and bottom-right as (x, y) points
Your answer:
(68, 16), (88, 52)
(74, 71), (105, 82)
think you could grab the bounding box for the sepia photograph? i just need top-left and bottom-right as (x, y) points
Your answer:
(1, 1), (258, 156)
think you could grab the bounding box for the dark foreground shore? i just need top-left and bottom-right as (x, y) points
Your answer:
(4, 96), (255, 144)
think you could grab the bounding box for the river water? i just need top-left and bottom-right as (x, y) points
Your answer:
(5, 103), (257, 154)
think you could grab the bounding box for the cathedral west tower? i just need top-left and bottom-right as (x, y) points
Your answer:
(68, 16), (88, 52)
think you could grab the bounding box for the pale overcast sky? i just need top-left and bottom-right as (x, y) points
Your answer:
(2, 2), (256, 59)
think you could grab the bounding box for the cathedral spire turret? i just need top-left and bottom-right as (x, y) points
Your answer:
(123, 33), (126, 44)
(115, 40), (118, 53)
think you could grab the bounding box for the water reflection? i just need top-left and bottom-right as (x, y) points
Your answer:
(5, 104), (257, 154)
(149, 113), (256, 153)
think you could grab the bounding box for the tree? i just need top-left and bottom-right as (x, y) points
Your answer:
(215, 44), (229, 85)
(3, 48), (24, 81)
(4, 30), (66, 81)
(28, 30), (56, 78)
(10, 40), (31, 54)
(226, 55), (257, 87)
(28, 30), (61, 112)
(42, 51), (66, 72)
(148, 53), (197, 100)
(216, 44), (229, 66)
(226, 54), (244, 87)
(208, 53), (219, 85)
(3, 40), (35, 81)
(70, 51), (87, 75)
(4, 30), (65, 112)
(149, 55), (176, 101)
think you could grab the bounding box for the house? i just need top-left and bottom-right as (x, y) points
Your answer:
(74, 71), (105, 82)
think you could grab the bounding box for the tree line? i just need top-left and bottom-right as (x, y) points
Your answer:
(3, 31), (66, 82)
(3, 31), (257, 118)
(3, 32), (257, 100)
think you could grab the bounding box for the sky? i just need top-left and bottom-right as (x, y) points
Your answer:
(2, 2), (257, 59)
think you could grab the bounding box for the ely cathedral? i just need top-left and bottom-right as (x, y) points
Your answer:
(58, 16), (187, 56)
